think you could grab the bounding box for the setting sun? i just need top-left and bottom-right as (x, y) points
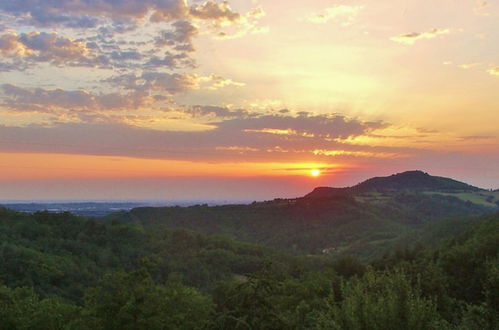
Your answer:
(310, 169), (321, 177)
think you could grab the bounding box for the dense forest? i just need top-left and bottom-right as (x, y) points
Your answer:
(106, 171), (497, 260)
(0, 205), (497, 329)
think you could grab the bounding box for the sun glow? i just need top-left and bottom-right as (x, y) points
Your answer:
(0, 152), (336, 180)
(310, 169), (321, 177)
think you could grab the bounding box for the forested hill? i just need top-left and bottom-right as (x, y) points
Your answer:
(305, 170), (482, 198)
(354, 170), (481, 192)
(109, 171), (498, 258)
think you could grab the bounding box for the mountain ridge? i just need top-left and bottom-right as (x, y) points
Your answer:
(104, 170), (497, 258)
(305, 170), (482, 199)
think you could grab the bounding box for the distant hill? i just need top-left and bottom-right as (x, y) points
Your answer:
(353, 170), (481, 192)
(107, 171), (497, 259)
(305, 170), (481, 198)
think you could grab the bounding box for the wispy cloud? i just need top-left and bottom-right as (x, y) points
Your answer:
(458, 62), (482, 69)
(487, 67), (499, 76)
(312, 149), (404, 159)
(474, 0), (491, 15)
(0, 112), (389, 163)
(306, 5), (364, 25)
(0, 84), (151, 113)
(1, 72), (244, 114)
(106, 72), (244, 94)
(391, 28), (451, 45)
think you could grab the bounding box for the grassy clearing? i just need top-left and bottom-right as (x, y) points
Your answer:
(425, 191), (499, 207)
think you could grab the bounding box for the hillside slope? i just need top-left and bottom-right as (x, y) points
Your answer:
(108, 171), (497, 258)
(305, 170), (481, 198)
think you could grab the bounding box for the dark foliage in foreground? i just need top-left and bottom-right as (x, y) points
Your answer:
(0, 207), (497, 329)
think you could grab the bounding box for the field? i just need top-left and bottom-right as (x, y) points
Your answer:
(425, 191), (499, 208)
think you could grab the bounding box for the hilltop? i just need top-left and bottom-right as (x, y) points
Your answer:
(305, 170), (481, 198)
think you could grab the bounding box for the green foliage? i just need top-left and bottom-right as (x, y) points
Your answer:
(211, 267), (288, 329)
(0, 209), (279, 300)
(0, 285), (78, 330)
(80, 269), (213, 330)
(319, 271), (441, 330)
(108, 186), (492, 259)
(0, 209), (146, 301)
(210, 265), (338, 329)
(0, 207), (497, 329)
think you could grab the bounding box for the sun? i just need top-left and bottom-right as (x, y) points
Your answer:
(310, 169), (321, 177)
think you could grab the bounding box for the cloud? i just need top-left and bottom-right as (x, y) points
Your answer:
(0, 62), (27, 72)
(0, 0), (258, 30)
(459, 135), (495, 141)
(189, 1), (240, 24)
(0, 0), (267, 81)
(146, 52), (196, 69)
(214, 113), (385, 140)
(391, 28), (451, 45)
(1, 84), (150, 112)
(18, 32), (89, 62)
(0, 1), (288, 163)
(1, 70), (245, 115)
(106, 72), (244, 94)
(155, 20), (198, 52)
(0, 1), (265, 73)
(0, 29), (193, 70)
(0, 112), (389, 163)
(0, 33), (31, 55)
(0, 0), (187, 27)
(474, 0), (491, 15)
(200, 75), (245, 90)
(312, 149), (402, 159)
(106, 72), (200, 94)
(0, 31), (123, 69)
(307, 5), (364, 25)
(458, 62), (482, 69)
(109, 49), (142, 61)
(184, 105), (249, 118)
(443, 61), (485, 71)
(487, 67), (499, 76)
(141, 72), (201, 93)
(150, 0), (190, 23)
(214, 23), (268, 40)
(206, 5), (267, 40)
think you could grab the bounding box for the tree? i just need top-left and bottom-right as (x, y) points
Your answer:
(80, 269), (213, 330)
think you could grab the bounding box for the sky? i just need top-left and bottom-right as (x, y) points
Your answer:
(0, 0), (498, 201)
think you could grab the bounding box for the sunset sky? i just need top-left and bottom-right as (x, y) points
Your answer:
(1, 0), (498, 200)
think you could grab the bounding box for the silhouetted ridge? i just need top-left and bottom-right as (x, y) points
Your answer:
(305, 170), (481, 198)
(353, 170), (481, 192)
(304, 187), (348, 198)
